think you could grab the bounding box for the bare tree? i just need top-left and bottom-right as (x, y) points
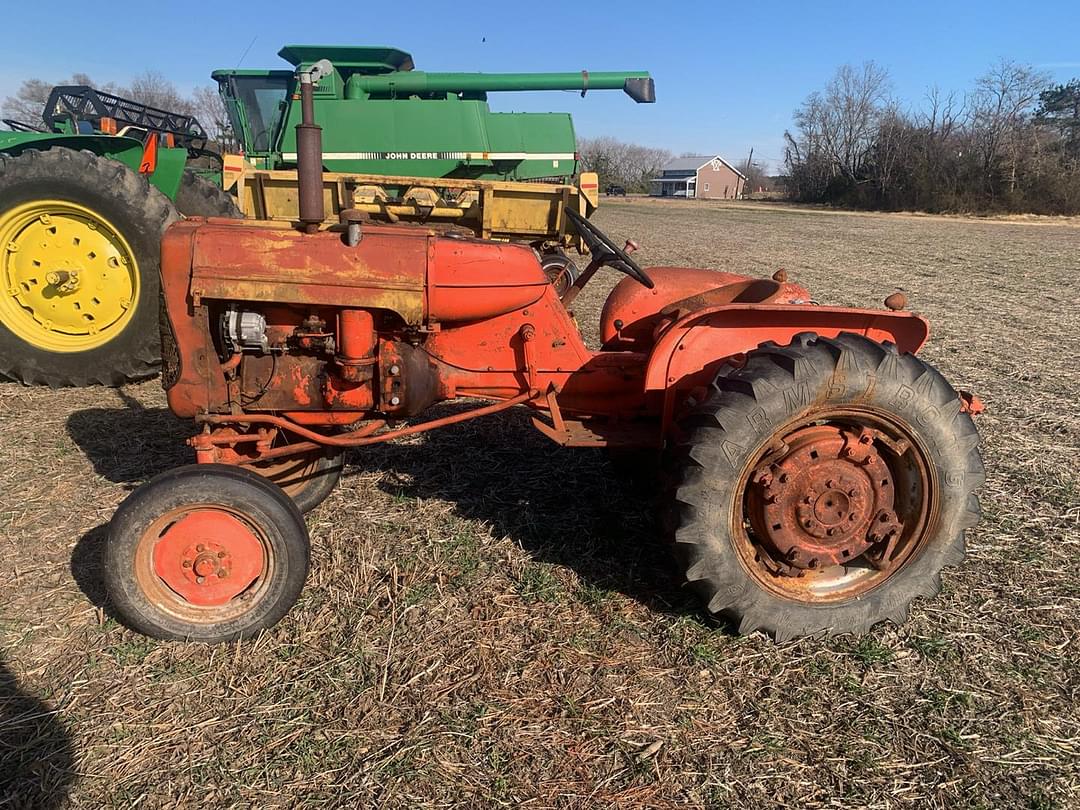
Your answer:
(783, 58), (1080, 213)
(192, 85), (234, 148)
(792, 62), (891, 182)
(124, 71), (194, 115)
(2, 73), (113, 126)
(967, 59), (1049, 195)
(578, 136), (671, 192)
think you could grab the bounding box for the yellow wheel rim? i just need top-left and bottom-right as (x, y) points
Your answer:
(0, 200), (140, 352)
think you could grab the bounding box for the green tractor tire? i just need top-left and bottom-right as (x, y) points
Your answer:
(0, 153), (242, 387)
(0, 148), (177, 386)
(175, 169), (242, 219)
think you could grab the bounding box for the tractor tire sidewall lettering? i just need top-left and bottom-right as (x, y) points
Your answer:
(0, 148), (178, 386)
(672, 332), (983, 640)
(104, 464), (310, 643)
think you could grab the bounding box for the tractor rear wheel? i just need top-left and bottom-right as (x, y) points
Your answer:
(104, 464), (310, 642)
(174, 169), (242, 219)
(0, 148), (177, 386)
(671, 332), (983, 641)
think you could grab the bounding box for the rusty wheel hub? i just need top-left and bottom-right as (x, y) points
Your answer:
(152, 510), (265, 606)
(748, 425), (904, 573)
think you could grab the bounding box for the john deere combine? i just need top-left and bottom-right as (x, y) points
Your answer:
(0, 46), (653, 387)
(215, 45), (653, 181)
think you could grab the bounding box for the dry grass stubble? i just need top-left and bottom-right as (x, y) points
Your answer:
(1, 200), (1077, 807)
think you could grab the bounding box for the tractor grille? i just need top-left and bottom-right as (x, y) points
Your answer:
(159, 295), (180, 391)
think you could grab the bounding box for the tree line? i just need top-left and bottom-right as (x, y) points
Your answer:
(784, 60), (1080, 214)
(576, 137), (672, 193)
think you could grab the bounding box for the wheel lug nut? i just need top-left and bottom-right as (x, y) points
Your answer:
(826, 479), (836, 489)
(217, 551), (226, 558)
(196, 544), (205, 552)
(182, 560), (192, 569)
(808, 558), (819, 569)
(778, 473), (790, 484)
(196, 576), (205, 584)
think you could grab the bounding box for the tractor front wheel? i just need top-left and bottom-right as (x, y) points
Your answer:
(0, 148), (177, 386)
(672, 332), (983, 641)
(104, 464), (310, 642)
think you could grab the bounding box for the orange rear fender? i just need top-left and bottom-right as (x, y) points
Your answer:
(644, 304), (930, 392)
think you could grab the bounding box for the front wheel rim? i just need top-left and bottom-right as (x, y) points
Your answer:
(735, 407), (937, 604)
(134, 505), (273, 623)
(0, 200), (140, 352)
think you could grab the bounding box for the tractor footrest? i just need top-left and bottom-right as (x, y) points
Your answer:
(531, 415), (655, 448)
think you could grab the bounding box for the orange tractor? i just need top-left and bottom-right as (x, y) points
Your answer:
(103, 68), (984, 643)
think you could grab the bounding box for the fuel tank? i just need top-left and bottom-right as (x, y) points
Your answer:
(428, 237), (548, 321)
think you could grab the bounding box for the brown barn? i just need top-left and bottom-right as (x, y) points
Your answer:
(649, 155), (747, 199)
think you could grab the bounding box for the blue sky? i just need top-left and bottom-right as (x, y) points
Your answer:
(4, 0), (1078, 170)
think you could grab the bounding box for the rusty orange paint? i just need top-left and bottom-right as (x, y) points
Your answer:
(428, 239), (548, 321)
(158, 215), (965, 464)
(188, 219), (428, 324)
(643, 304), (930, 393)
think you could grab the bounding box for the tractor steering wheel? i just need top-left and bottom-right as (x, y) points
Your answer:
(565, 209), (654, 289)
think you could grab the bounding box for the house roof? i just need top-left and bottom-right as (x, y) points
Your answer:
(660, 154), (747, 178)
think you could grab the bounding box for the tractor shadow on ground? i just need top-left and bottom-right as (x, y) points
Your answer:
(63, 398), (721, 628)
(65, 402), (192, 486)
(70, 524), (109, 611)
(344, 402), (715, 625)
(66, 397), (191, 615)
(0, 659), (75, 808)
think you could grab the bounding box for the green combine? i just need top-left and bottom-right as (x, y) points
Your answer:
(215, 45), (653, 182)
(0, 47), (653, 387)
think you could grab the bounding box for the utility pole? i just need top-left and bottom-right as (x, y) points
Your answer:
(743, 147), (754, 198)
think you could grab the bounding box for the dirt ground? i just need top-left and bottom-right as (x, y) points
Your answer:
(1, 200), (1077, 808)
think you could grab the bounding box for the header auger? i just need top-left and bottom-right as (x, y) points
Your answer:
(102, 61), (984, 644)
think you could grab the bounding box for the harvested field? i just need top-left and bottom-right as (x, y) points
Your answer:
(2, 200), (1077, 808)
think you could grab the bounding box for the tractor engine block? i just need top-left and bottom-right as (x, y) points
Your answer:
(206, 304), (439, 419)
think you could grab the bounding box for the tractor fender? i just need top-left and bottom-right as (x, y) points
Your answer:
(643, 303), (930, 392)
(1, 132), (144, 163)
(0, 133), (187, 199)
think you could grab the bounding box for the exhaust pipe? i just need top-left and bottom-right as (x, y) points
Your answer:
(295, 59), (333, 234)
